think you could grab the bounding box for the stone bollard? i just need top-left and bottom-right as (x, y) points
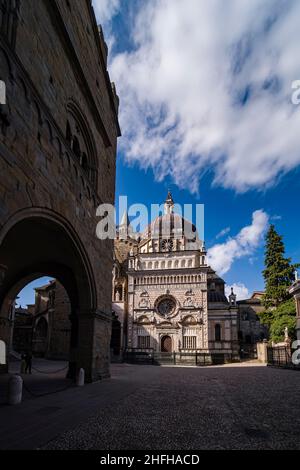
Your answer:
(76, 368), (85, 387)
(8, 375), (23, 405)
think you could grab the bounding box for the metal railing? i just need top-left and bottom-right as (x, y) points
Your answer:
(267, 346), (292, 367)
(123, 349), (234, 366)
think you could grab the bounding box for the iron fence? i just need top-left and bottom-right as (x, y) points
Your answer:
(123, 349), (234, 366)
(267, 346), (292, 367)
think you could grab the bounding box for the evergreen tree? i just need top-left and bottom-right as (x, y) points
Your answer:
(269, 299), (296, 343)
(263, 224), (298, 308)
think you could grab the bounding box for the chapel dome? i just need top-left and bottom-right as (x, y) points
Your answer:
(142, 213), (198, 240)
(141, 191), (200, 242)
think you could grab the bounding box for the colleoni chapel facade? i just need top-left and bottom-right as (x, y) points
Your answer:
(112, 192), (241, 362)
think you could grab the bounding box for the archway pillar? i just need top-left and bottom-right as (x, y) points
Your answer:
(0, 317), (11, 373)
(74, 309), (112, 383)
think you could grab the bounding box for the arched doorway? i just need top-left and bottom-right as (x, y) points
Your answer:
(161, 335), (172, 352)
(0, 211), (98, 381)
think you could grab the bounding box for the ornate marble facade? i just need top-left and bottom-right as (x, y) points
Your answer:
(112, 192), (240, 362)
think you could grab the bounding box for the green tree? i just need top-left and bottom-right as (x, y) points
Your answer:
(263, 225), (298, 308)
(268, 299), (296, 343)
(259, 225), (299, 342)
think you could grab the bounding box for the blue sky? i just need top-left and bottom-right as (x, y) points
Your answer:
(107, 0), (300, 299)
(17, 0), (300, 306)
(115, 154), (300, 296)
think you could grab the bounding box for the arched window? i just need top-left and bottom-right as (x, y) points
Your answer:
(215, 324), (221, 342)
(72, 136), (81, 160)
(66, 120), (72, 143)
(81, 152), (89, 174)
(66, 101), (98, 189)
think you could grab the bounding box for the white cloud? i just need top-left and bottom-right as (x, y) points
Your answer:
(92, 0), (120, 24)
(216, 227), (231, 240)
(106, 0), (300, 194)
(225, 283), (250, 301)
(207, 210), (269, 275)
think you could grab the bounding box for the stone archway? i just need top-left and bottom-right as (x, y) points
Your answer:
(161, 335), (172, 353)
(0, 210), (106, 382)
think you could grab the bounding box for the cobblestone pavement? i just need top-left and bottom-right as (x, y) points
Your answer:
(41, 363), (300, 450)
(0, 358), (71, 405)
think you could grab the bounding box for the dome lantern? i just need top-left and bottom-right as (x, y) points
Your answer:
(164, 190), (174, 215)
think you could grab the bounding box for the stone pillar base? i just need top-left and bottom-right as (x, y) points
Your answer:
(257, 341), (268, 363)
(77, 309), (112, 383)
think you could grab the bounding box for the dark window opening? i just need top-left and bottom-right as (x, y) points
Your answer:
(66, 121), (72, 143)
(245, 334), (252, 344)
(215, 324), (221, 342)
(81, 152), (89, 173)
(72, 136), (81, 160)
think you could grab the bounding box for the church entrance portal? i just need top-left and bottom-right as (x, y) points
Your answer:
(161, 335), (172, 353)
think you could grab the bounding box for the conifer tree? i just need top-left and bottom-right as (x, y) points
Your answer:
(263, 224), (298, 308)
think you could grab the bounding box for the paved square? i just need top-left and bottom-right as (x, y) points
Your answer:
(1, 363), (300, 450)
(44, 363), (300, 450)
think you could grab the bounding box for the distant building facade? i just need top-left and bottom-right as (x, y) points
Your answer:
(12, 307), (34, 354)
(237, 292), (268, 345)
(112, 193), (268, 363)
(12, 280), (71, 360)
(113, 193), (237, 362)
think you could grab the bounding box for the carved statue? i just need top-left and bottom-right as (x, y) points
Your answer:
(284, 326), (289, 341)
(139, 298), (150, 308)
(184, 297), (194, 307)
(185, 289), (194, 296)
(135, 257), (142, 270)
